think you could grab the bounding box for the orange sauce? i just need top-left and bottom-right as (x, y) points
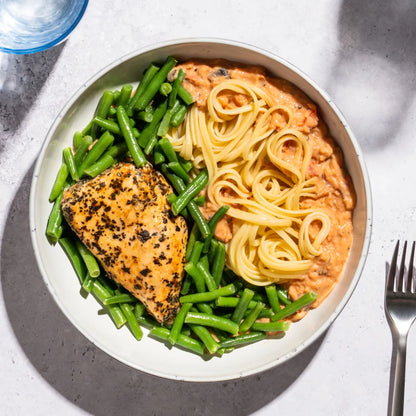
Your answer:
(173, 60), (355, 318)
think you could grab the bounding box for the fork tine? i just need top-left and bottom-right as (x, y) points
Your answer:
(387, 240), (400, 292)
(405, 241), (415, 293)
(397, 241), (408, 292)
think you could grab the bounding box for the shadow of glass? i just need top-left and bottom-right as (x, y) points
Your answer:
(0, 42), (65, 141)
(1, 164), (325, 415)
(328, 0), (416, 152)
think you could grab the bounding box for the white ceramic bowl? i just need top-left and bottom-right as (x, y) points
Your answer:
(30, 38), (372, 382)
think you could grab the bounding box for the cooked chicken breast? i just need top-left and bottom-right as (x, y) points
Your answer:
(61, 161), (188, 324)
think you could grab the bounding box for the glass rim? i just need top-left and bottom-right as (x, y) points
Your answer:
(0, 0), (89, 55)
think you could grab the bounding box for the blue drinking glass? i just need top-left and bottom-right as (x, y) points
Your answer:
(0, 0), (89, 54)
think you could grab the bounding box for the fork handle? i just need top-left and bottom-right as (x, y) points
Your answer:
(389, 334), (407, 416)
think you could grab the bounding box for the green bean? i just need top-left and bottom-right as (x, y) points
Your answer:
(178, 85), (195, 105)
(157, 100), (180, 137)
(113, 90), (120, 104)
(153, 148), (165, 165)
(168, 162), (189, 183)
(118, 84), (133, 108)
(92, 116), (121, 135)
(265, 284), (282, 314)
(144, 132), (158, 155)
(136, 314), (159, 329)
(84, 154), (115, 177)
(215, 296), (258, 309)
(193, 194), (205, 206)
(188, 323), (218, 354)
(189, 241), (204, 265)
(135, 56), (177, 111)
(239, 302), (266, 333)
(196, 257), (217, 291)
(180, 274), (192, 295)
(102, 142), (128, 160)
(169, 68), (186, 107)
(160, 165), (210, 238)
(255, 308), (274, 319)
(127, 63), (160, 115)
(108, 106), (117, 116)
(177, 155), (193, 172)
(185, 312), (239, 335)
(166, 193), (176, 204)
(180, 283), (236, 304)
(277, 289), (292, 306)
(270, 292), (317, 321)
(73, 131), (83, 149)
(81, 120), (93, 136)
(197, 303), (213, 315)
(231, 288), (255, 323)
(171, 169), (208, 215)
(158, 137), (178, 163)
(211, 241), (226, 287)
(166, 194), (190, 221)
(136, 110), (153, 123)
(184, 262), (206, 293)
(119, 302), (143, 340)
(207, 238), (219, 265)
(209, 205), (230, 231)
(203, 205), (230, 252)
(150, 326), (205, 355)
(91, 90), (114, 138)
(134, 302), (146, 319)
(218, 332), (266, 349)
(185, 223), (200, 261)
(251, 290), (269, 304)
(75, 240), (100, 278)
(116, 106), (147, 168)
(63, 147), (79, 181)
(73, 135), (93, 167)
(49, 163), (69, 202)
(59, 237), (87, 284)
(168, 302), (193, 345)
(159, 82), (172, 96)
(170, 103), (187, 127)
(103, 293), (137, 305)
(97, 275), (116, 295)
(181, 326), (191, 337)
(81, 272), (94, 294)
(78, 131), (114, 176)
(91, 281), (126, 328)
(46, 192), (64, 243)
(250, 320), (291, 332)
(187, 200), (211, 239)
(138, 100), (168, 148)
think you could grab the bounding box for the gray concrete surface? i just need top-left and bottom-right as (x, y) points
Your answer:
(1, 1), (416, 415)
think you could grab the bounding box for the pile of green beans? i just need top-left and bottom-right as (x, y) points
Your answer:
(46, 56), (318, 357)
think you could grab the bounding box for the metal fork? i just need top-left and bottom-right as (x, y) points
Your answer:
(385, 240), (416, 416)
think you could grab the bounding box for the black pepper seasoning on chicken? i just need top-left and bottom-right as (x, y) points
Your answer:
(61, 161), (188, 325)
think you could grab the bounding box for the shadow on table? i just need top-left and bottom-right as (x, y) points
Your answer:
(1, 165), (326, 416)
(328, 0), (416, 151)
(0, 42), (65, 144)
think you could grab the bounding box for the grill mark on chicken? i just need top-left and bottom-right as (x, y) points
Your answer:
(61, 161), (188, 324)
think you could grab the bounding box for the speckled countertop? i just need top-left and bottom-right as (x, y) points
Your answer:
(1, 1), (416, 415)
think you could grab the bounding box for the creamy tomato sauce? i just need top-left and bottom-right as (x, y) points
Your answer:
(172, 60), (355, 318)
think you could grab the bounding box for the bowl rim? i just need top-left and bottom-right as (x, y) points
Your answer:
(29, 37), (373, 381)
(0, 0), (89, 55)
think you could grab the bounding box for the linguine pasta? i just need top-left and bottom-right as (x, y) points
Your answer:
(167, 77), (332, 286)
